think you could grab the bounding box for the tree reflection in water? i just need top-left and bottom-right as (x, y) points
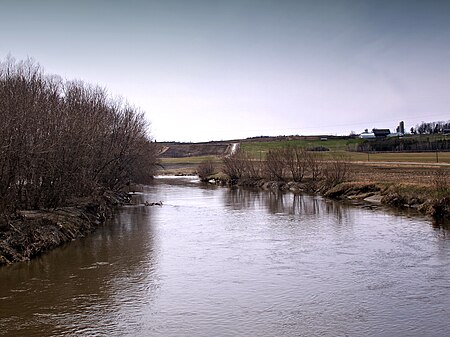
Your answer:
(223, 187), (351, 224)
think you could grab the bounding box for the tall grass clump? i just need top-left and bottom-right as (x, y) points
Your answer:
(433, 169), (449, 196)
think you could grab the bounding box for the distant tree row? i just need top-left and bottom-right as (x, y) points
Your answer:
(0, 57), (158, 215)
(199, 146), (350, 189)
(357, 137), (450, 152)
(411, 120), (450, 134)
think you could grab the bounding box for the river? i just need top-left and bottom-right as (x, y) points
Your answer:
(1, 176), (450, 336)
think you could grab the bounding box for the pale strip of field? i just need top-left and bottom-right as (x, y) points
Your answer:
(158, 152), (450, 185)
(160, 156), (221, 164)
(346, 151), (450, 164)
(160, 151), (450, 165)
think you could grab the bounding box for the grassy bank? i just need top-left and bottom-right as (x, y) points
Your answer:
(197, 152), (450, 221)
(158, 137), (450, 220)
(322, 181), (450, 220)
(204, 172), (450, 221)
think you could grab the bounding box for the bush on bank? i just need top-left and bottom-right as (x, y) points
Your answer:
(199, 147), (450, 220)
(0, 57), (159, 223)
(216, 146), (350, 190)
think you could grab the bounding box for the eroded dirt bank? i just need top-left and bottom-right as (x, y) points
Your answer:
(0, 192), (130, 266)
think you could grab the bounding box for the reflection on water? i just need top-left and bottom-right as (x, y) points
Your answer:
(1, 176), (450, 337)
(226, 187), (351, 224)
(0, 205), (160, 337)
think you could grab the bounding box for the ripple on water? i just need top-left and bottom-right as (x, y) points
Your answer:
(1, 178), (450, 337)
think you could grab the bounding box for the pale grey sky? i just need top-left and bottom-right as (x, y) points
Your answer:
(1, 0), (449, 141)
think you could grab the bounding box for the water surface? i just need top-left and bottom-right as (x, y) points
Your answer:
(1, 176), (450, 336)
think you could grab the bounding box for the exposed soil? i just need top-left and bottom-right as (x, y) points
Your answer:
(0, 191), (131, 266)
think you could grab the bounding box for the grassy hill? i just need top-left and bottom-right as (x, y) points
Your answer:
(157, 135), (450, 170)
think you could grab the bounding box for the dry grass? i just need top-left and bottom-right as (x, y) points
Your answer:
(356, 151), (450, 164)
(160, 156), (222, 164)
(348, 162), (450, 186)
(159, 153), (450, 183)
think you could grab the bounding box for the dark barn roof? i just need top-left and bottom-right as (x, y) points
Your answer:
(372, 129), (391, 137)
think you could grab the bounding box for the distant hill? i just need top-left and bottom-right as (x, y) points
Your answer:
(158, 141), (232, 158)
(157, 135), (356, 158)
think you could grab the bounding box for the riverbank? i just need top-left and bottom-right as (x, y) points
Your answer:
(0, 191), (131, 266)
(203, 166), (450, 221)
(322, 182), (450, 220)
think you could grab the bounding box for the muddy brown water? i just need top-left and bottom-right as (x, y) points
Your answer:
(1, 176), (450, 336)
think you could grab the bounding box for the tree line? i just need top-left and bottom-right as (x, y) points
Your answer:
(357, 136), (450, 152)
(0, 57), (158, 217)
(199, 146), (349, 189)
(412, 120), (450, 135)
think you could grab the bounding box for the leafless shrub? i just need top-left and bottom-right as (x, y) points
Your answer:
(283, 146), (308, 182)
(264, 148), (286, 181)
(197, 160), (215, 181)
(223, 145), (344, 188)
(321, 153), (350, 188)
(305, 151), (323, 182)
(0, 56), (158, 214)
(242, 153), (262, 180)
(264, 146), (310, 182)
(223, 153), (244, 181)
(223, 151), (260, 182)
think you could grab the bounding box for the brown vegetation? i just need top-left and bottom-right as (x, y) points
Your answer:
(219, 146), (349, 189)
(197, 160), (216, 181)
(0, 57), (158, 223)
(222, 151), (261, 183)
(205, 146), (450, 220)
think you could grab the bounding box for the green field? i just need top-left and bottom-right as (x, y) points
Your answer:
(160, 136), (450, 165)
(160, 155), (221, 165)
(241, 138), (361, 157)
(240, 137), (450, 164)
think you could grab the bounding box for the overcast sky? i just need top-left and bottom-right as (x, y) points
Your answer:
(1, 0), (449, 141)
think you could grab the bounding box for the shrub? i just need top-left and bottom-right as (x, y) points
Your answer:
(197, 160), (215, 181)
(223, 151), (261, 183)
(321, 153), (350, 188)
(0, 56), (158, 214)
(264, 148), (286, 181)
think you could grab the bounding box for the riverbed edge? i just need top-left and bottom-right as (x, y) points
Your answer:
(0, 191), (131, 266)
(205, 176), (450, 221)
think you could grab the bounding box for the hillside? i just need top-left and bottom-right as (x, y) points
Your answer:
(158, 141), (234, 158)
(157, 136), (355, 158)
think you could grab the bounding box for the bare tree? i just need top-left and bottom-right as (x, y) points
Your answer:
(197, 160), (215, 181)
(264, 148), (286, 181)
(282, 146), (308, 182)
(321, 153), (350, 187)
(222, 150), (261, 181)
(0, 57), (159, 217)
(305, 151), (323, 182)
